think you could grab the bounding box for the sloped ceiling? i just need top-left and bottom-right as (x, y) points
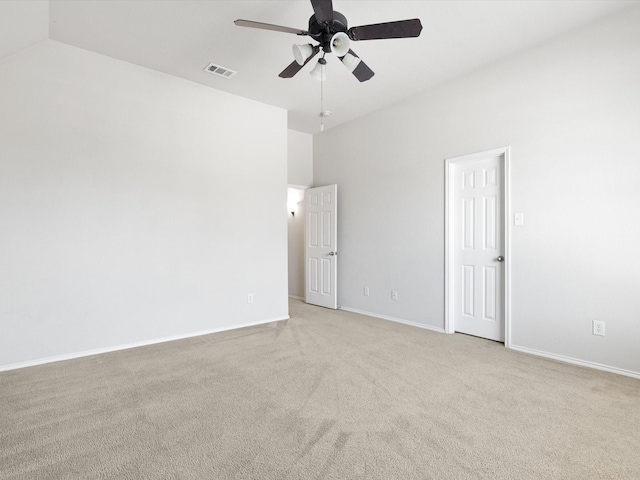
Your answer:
(4, 1), (639, 133)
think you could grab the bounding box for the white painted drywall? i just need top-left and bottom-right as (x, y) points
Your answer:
(314, 7), (640, 375)
(0, 40), (288, 369)
(286, 129), (312, 298)
(287, 129), (313, 186)
(0, 0), (49, 60)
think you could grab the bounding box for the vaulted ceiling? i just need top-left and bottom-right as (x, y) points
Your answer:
(3, 1), (638, 133)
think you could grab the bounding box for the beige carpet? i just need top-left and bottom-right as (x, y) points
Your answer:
(1, 299), (639, 479)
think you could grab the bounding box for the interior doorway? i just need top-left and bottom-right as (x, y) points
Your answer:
(287, 186), (308, 300)
(445, 147), (511, 345)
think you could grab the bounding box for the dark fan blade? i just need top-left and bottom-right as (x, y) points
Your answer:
(340, 49), (374, 82)
(310, 0), (334, 24)
(348, 18), (422, 41)
(234, 19), (307, 35)
(279, 46), (320, 78)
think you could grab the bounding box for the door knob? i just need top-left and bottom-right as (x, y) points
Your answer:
(328, 252), (337, 256)
(496, 256), (504, 262)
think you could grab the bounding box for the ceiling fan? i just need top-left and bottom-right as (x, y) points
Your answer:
(235, 0), (422, 82)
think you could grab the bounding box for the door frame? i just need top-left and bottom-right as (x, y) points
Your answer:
(444, 146), (512, 347)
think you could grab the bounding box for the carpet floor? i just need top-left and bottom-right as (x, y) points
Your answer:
(1, 299), (639, 479)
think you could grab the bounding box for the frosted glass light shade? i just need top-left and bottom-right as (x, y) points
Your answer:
(329, 32), (350, 57)
(310, 58), (327, 81)
(341, 52), (361, 72)
(293, 44), (314, 65)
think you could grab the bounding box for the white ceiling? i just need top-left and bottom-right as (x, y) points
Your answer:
(14, 1), (640, 133)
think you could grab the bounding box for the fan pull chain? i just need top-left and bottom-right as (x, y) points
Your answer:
(319, 54), (330, 132)
(320, 71), (325, 132)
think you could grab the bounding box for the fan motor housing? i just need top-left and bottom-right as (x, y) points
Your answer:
(308, 11), (348, 53)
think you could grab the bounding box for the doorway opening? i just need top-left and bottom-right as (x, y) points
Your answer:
(287, 186), (308, 300)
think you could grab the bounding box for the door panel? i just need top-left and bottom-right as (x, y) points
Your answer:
(454, 155), (504, 341)
(308, 258), (318, 293)
(305, 185), (337, 309)
(308, 212), (318, 247)
(483, 266), (497, 321)
(462, 265), (474, 317)
(463, 198), (475, 249)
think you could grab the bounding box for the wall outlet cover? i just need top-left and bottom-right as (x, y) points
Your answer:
(593, 320), (605, 336)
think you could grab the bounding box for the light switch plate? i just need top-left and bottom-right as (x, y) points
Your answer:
(514, 213), (524, 226)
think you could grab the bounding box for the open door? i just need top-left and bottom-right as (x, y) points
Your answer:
(305, 185), (337, 309)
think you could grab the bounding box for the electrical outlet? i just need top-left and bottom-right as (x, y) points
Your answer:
(363, 287), (370, 296)
(247, 293), (254, 304)
(391, 290), (398, 301)
(593, 320), (605, 336)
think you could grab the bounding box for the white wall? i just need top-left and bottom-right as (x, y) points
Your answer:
(287, 129), (313, 186)
(0, 40), (289, 369)
(287, 129), (313, 298)
(0, 1), (49, 60)
(314, 8), (640, 376)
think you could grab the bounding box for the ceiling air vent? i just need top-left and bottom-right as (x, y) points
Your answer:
(204, 63), (237, 79)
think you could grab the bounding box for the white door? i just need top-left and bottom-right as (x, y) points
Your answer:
(452, 154), (505, 341)
(305, 185), (337, 309)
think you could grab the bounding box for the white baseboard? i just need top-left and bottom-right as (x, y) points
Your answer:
(509, 344), (640, 380)
(339, 306), (446, 334)
(339, 307), (638, 380)
(0, 315), (290, 373)
(288, 295), (304, 301)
